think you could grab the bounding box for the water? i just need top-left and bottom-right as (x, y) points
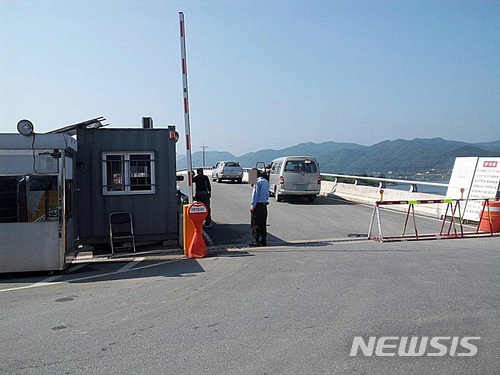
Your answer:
(388, 182), (449, 196)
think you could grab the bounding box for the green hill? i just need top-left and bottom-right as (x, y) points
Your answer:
(176, 137), (500, 175)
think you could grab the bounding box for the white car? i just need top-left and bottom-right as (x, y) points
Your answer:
(212, 161), (243, 183)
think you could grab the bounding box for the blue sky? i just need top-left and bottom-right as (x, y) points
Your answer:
(1, 0), (499, 156)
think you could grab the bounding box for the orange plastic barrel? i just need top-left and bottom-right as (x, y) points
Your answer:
(479, 200), (500, 233)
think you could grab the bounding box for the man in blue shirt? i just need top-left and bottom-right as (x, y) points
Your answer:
(250, 170), (270, 246)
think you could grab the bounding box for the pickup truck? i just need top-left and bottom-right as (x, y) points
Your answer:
(211, 161), (243, 183)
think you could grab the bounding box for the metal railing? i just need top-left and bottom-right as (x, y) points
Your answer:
(320, 173), (448, 193)
(177, 168), (450, 194)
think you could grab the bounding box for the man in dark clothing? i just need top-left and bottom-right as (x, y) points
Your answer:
(250, 169), (270, 246)
(193, 168), (212, 226)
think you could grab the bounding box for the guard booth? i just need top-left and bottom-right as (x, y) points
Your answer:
(75, 120), (180, 248)
(0, 126), (77, 273)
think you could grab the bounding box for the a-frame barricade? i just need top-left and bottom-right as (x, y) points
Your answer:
(368, 196), (499, 242)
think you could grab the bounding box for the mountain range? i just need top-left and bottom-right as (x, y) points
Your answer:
(176, 138), (500, 175)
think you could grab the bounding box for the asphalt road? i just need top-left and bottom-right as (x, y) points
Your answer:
(185, 177), (474, 247)
(1, 178), (498, 374)
(1, 237), (499, 374)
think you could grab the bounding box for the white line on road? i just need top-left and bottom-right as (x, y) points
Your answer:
(0, 258), (177, 293)
(116, 258), (146, 272)
(66, 263), (88, 274)
(34, 275), (63, 285)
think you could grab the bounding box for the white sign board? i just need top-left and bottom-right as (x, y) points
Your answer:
(444, 157), (478, 200)
(442, 157), (478, 218)
(463, 157), (500, 221)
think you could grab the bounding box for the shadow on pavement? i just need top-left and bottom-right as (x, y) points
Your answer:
(68, 257), (206, 283)
(204, 222), (249, 245)
(205, 222), (285, 247)
(210, 250), (254, 258)
(277, 195), (356, 206)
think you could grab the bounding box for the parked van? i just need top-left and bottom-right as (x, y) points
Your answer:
(268, 156), (321, 202)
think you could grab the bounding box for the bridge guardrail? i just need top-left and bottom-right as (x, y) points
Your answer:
(320, 173), (449, 193)
(177, 168), (451, 218)
(178, 168), (448, 192)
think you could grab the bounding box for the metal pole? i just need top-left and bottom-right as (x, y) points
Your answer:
(376, 205), (384, 242)
(200, 143), (208, 168)
(367, 203), (376, 239)
(179, 12), (194, 203)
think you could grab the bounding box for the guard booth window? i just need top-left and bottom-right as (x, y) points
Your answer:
(102, 152), (156, 195)
(0, 175), (58, 223)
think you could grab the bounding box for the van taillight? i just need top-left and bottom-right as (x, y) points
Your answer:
(317, 176), (321, 184)
(280, 176), (284, 185)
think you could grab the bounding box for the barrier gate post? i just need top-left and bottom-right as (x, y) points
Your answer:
(185, 202), (208, 258)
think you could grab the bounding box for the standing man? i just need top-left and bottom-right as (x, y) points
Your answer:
(250, 169), (270, 246)
(193, 167), (212, 226)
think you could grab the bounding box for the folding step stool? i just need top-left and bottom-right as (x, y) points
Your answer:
(109, 211), (136, 256)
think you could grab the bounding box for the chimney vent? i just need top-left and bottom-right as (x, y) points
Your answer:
(142, 117), (153, 129)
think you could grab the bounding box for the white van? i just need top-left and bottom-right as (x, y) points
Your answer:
(268, 156), (321, 202)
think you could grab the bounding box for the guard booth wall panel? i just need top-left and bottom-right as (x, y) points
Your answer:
(76, 127), (178, 245)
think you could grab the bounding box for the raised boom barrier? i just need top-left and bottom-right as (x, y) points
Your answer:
(368, 196), (500, 242)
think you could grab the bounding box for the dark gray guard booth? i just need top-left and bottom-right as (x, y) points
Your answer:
(76, 125), (178, 247)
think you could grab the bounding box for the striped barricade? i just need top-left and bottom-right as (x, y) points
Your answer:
(368, 198), (498, 242)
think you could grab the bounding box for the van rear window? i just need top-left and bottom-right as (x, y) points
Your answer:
(284, 160), (317, 173)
